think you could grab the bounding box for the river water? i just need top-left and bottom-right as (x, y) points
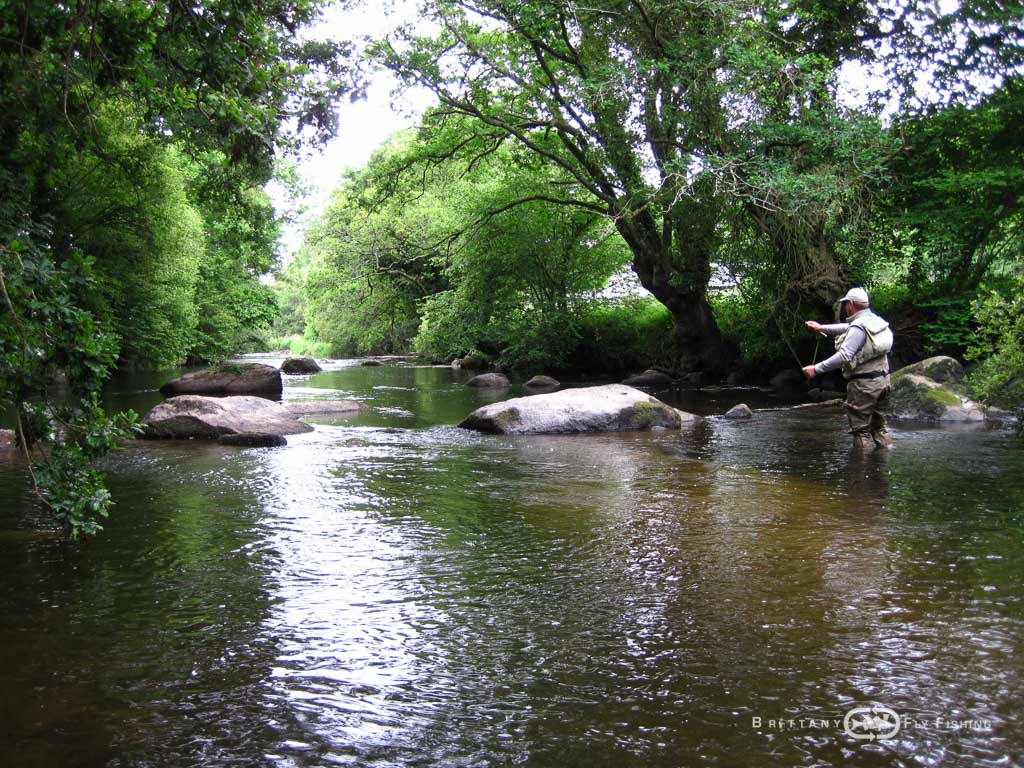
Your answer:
(1, 359), (1022, 767)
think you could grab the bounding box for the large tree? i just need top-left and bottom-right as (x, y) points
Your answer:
(374, 0), (901, 372)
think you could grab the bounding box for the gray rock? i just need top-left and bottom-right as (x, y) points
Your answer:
(677, 409), (704, 426)
(525, 375), (560, 390)
(280, 356), (322, 374)
(160, 363), (282, 397)
(283, 400), (370, 416)
(889, 373), (985, 422)
(142, 395), (313, 439)
(724, 403), (753, 419)
(218, 433), (288, 447)
(360, 359), (383, 366)
(893, 356), (964, 385)
(623, 369), (673, 387)
(459, 384), (696, 434)
(467, 373), (511, 388)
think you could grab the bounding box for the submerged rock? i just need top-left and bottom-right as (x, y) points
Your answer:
(467, 373), (511, 388)
(159, 363), (282, 397)
(724, 403), (753, 419)
(459, 384), (698, 435)
(141, 395), (313, 439)
(282, 400), (370, 416)
(280, 356), (322, 374)
(622, 369), (673, 387)
(218, 433), (288, 447)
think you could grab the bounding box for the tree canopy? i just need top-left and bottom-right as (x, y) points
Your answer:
(1, 0), (354, 535)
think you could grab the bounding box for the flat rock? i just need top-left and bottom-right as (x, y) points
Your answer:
(459, 384), (697, 435)
(467, 373), (511, 388)
(142, 395), (313, 439)
(283, 400), (370, 416)
(280, 356), (322, 374)
(160, 363), (282, 397)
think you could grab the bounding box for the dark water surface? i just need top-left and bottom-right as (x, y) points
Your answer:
(1, 359), (1022, 767)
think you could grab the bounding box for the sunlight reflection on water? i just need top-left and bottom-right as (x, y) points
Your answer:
(0, 363), (1021, 767)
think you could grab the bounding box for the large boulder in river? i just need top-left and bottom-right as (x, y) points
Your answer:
(280, 356), (322, 374)
(893, 355), (964, 385)
(141, 395), (313, 439)
(159, 363), (282, 397)
(459, 384), (698, 435)
(889, 372), (985, 422)
(890, 358), (986, 422)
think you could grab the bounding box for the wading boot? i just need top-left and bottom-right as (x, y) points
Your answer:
(872, 430), (894, 449)
(852, 433), (874, 451)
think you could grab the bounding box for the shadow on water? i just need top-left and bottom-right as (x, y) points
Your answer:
(0, 361), (1021, 766)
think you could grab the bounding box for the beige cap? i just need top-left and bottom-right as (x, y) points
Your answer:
(840, 287), (869, 305)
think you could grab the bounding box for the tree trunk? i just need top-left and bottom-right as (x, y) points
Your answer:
(615, 208), (735, 375)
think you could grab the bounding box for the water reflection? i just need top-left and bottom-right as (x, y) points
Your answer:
(0, 364), (1021, 766)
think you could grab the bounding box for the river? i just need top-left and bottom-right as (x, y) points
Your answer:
(1, 358), (1022, 767)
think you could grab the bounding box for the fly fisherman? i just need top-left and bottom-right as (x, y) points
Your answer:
(802, 287), (894, 450)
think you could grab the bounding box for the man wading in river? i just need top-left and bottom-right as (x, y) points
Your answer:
(802, 287), (895, 450)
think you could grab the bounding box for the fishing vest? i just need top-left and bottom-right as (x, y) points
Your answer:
(836, 310), (893, 378)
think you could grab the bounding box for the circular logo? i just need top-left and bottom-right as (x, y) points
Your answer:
(843, 706), (902, 741)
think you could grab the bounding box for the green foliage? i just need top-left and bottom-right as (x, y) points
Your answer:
(301, 138), (452, 356)
(0, 0), (349, 534)
(263, 334), (332, 359)
(966, 277), (1024, 412)
(568, 298), (675, 377)
(413, 180), (631, 371)
(708, 290), (787, 367)
(918, 293), (978, 356)
(1, 238), (140, 537)
(269, 250), (312, 339)
(886, 79), (1024, 293)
